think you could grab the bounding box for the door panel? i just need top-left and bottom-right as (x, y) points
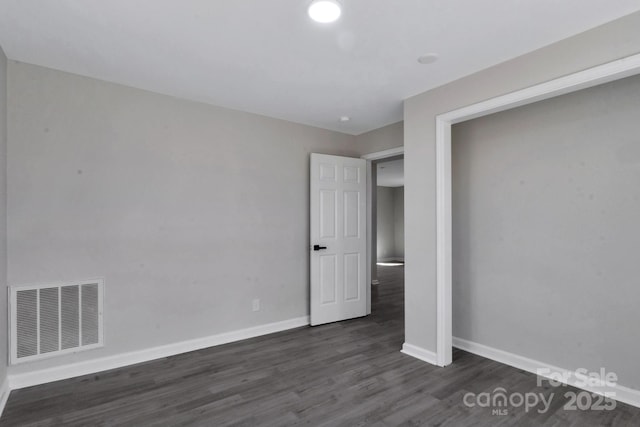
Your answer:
(320, 255), (337, 304)
(320, 190), (337, 239)
(310, 153), (367, 326)
(344, 253), (360, 301)
(343, 191), (360, 238)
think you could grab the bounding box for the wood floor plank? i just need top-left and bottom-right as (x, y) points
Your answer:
(2, 265), (639, 426)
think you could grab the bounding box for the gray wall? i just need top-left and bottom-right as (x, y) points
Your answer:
(452, 74), (640, 389)
(355, 121), (403, 155)
(376, 186), (404, 260)
(376, 187), (394, 260)
(0, 46), (7, 386)
(404, 10), (640, 388)
(6, 62), (359, 374)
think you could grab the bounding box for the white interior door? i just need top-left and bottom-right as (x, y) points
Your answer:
(310, 153), (367, 326)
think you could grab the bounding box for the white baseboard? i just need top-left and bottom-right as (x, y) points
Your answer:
(453, 337), (640, 409)
(377, 257), (405, 263)
(9, 316), (310, 390)
(401, 343), (437, 365)
(0, 376), (9, 418)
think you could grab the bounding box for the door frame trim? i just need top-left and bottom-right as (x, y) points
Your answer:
(435, 52), (640, 367)
(362, 146), (404, 315)
(362, 146), (404, 161)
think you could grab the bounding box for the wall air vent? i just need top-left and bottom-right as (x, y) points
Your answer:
(9, 279), (104, 364)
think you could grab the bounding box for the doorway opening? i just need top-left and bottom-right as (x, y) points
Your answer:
(375, 157), (404, 265)
(362, 148), (404, 320)
(372, 155), (405, 322)
(434, 52), (640, 368)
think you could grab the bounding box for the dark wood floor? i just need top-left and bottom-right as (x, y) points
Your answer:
(2, 265), (639, 426)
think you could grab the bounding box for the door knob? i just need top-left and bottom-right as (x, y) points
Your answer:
(313, 245), (327, 251)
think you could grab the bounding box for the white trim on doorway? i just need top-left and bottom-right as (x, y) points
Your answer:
(434, 52), (640, 368)
(362, 146), (404, 161)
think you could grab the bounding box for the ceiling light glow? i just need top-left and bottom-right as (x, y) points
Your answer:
(308, 0), (342, 23)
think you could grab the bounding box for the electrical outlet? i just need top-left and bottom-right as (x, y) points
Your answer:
(252, 298), (260, 312)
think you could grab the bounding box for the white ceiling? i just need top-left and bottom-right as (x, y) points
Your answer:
(377, 158), (403, 187)
(1, 1), (639, 135)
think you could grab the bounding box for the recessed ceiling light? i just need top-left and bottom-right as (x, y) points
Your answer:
(308, 0), (342, 23)
(417, 53), (439, 65)
(340, 116), (350, 122)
